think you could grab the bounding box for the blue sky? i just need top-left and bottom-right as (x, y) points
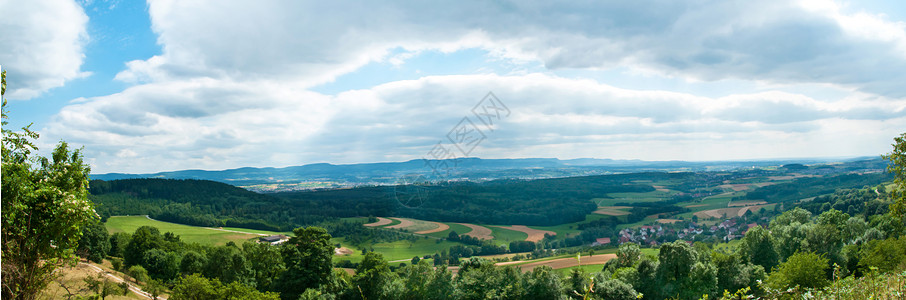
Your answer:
(2, 0), (906, 174)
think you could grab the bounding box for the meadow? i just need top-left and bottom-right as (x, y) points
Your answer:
(105, 216), (274, 246)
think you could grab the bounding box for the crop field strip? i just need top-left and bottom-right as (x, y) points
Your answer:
(414, 221), (449, 234)
(363, 217), (393, 227)
(384, 217), (415, 229)
(456, 223), (494, 240)
(424, 222), (473, 239)
(593, 206), (631, 216)
(492, 225), (556, 242)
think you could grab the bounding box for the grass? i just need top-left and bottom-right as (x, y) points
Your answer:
(332, 237), (460, 263)
(640, 247), (659, 257)
(595, 190), (679, 206)
(369, 238), (461, 262)
(220, 227), (289, 235)
(105, 216), (269, 247)
(488, 226), (528, 245)
(383, 218), (402, 227)
(615, 214), (659, 230)
(397, 218), (441, 233)
(553, 264), (606, 276)
(536, 213), (611, 238)
(341, 217), (370, 223)
(713, 239), (743, 253)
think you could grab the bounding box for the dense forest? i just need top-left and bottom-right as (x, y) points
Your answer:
(739, 172), (892, 204)
(89, 179), (327, 231)
(91, 172), (690, 229)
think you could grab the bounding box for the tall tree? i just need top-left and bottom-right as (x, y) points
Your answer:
(275, 226), (335, 300)
(77, 220), (111, 263)
(123, 226), (163, 267)
(204, 244), (252, 286)
(739, 228), (769, 260)
(521, 266), (564, 300)
(615, 242), (641, 268)
(882, 132), (906, 217)
(765, 251), (830, 291)
(170, 274), (280, 300)
(352, 252), (402, 300)
(242, 242), (285, 292)
(656, 241), (717, 299)
(2, 70), (98, 300)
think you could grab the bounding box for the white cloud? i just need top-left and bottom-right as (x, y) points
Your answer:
(28, 0), (906, 173)
(45, 74), (906, 173)
(0, 0), (89, 99)
(115, 0), (906, 98)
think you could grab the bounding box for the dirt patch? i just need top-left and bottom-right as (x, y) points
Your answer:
(505, 254), (617, 272)
(737, 205), (765, 216)
(385, 218), (415, 229)
(493, 225), (556, 242)
(593, 206), (631, 216)
(685, 204), (707, 208)
(594, 208), (630, 216)
(719, 184), (752, 191)
(457, 223), (494, 240)
(694, 205), (766, 219)
(415, 221), (450, 234)
(695, 207), (740, 219)
(364, 217), (392, 227)
(334, 247), (353, 255)
(728, 200), (767, 207)
(656, 219), (682, 224)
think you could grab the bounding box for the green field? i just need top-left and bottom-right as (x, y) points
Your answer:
(594, 189), (677, 206)
(105, 216), (276, 246)
(396, 218), (442, 233)
(333, 237), (460, 263)
(615, 214), (660, 230)
(553, 264), (605, 276)
(488, 226), (528, 245)
(533, 213), (608, 239)
(221, 227), (291, 235)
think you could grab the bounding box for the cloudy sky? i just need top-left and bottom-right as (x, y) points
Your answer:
(2, 0), (905, 174)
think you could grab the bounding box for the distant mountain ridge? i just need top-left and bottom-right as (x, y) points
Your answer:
(91, 156), (884, 190)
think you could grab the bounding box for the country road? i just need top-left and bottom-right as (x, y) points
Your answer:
(81, 262), (164, 299)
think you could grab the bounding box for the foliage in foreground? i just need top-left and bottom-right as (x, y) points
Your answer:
(807, 270), (906, 299)
(2, 70), (97, 299)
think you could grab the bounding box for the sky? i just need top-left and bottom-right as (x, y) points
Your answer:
(1, 0), (906, 174)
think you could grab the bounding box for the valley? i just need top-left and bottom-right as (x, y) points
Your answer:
(95, 157), (893, 275)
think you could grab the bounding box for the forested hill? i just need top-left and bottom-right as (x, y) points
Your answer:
(89, 179), (328, 231)
(90, 157), (878, 189)
(275, 172), (691, 225)
(89, 172), (690, 228)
